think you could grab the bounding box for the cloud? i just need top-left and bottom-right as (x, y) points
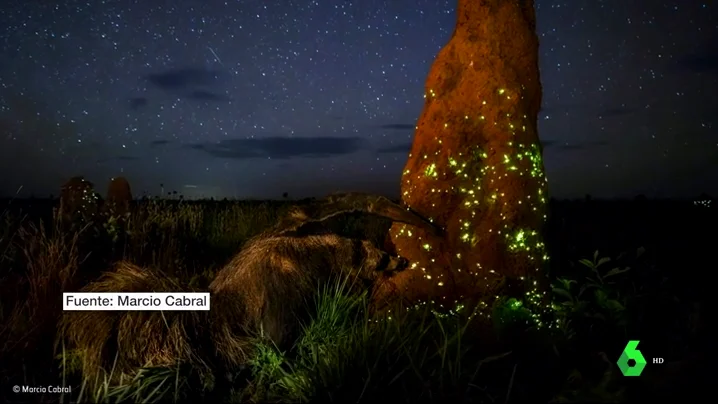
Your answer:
(598, 106), (636, 118)
(377, 123), (415, 130)
(544, 140), (609, 151)
(149, 139), (171, 147)
(96, 155), (140, 163)
(187, 136), (368, 160)
(128, 97), (148, 110)
(675, 37), (718, 74)
(128, 91), (231, 110)
(539, 103), (585, 116)
(144, 67), (223, 90)
(676, 51), (718, 73)
(186, 90), (232, 102)
(376, 142), (412, 154)
(134, 67), (232, 107)
(116, 155), (140, 161)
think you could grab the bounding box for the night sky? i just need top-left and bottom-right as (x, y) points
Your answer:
(0, 0), (716, 200)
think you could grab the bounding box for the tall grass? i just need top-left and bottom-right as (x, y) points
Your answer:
(241, 277), (513, 404)
(59, 276), (514, 404)
(0, 200), (280, 402)
(1, 211), (87, 389)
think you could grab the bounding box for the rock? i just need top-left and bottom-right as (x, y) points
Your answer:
(374, 0), (550, 315)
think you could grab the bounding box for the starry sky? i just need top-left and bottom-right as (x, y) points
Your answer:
(0, 0), (716, 200)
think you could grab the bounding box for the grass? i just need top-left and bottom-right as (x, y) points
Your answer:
(0, 197), (708, 403)
(236, 280), (510, 404)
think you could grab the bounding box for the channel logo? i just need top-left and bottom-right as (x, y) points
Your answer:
(616, 340), (648, 376)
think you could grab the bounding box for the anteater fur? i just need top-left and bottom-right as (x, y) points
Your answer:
(59, 193), (438, 385)
(277, 192), (444, 237)
(59, 230), (408, 385)
(208, 232), (408, 368)
(58, 261), (213, 390)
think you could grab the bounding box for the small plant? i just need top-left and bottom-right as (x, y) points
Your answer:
(102, 212), (132, 244)
(551, 249), (640, 329)
(549, 248), (646, 404)
(551, 353), (626, 403)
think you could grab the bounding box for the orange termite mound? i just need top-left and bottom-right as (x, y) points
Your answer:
(105, 176), (133, 215)
(372, 0), (549, 314)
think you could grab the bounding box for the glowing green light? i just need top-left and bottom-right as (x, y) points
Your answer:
(393, 85), (555, 328)
(424, 163), (438, 178)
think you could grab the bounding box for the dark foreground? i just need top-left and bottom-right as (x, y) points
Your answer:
(0, 197), (713, 403)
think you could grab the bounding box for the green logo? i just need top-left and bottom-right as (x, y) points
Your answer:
(617, 340), (647, 376)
